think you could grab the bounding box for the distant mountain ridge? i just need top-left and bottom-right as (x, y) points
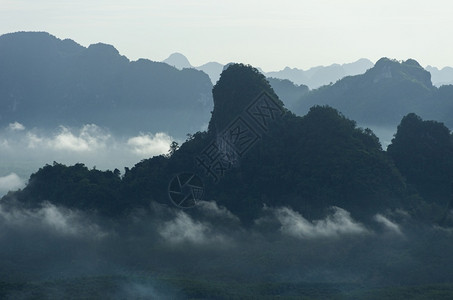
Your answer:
(0, 32), (213, 138)
(162, 52), (453, 89)
(2, 64), (408, 222)
(5, 63), (452, 226)
(426, 65), (453, 86)
(161, 52), (375, 89)
(163, 52), (192, 70)
(266, 58), (374, 89)
(3, 32), (453, 141)
(292, 58), (453, 128)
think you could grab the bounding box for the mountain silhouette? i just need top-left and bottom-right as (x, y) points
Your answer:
(196, 61), (224, 84)
(266, 58), (374, 89)
(0, 32), (213, 138)
(388, 113), (453, 208)
(2, 36), (452, 224)
(3, 63), (420, 224)
(426, 65), (453, 86)
(163, 52), (192, 70)
(161, 53), (374, 90)
(266, 78), (309, 110)
(292, 58), (453, 128)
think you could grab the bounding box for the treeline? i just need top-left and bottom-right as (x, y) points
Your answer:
(2, 64), (453, 225)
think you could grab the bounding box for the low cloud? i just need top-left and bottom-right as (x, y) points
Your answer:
(197, 200), (240, 222)
(8, 122), (25, 131)
(0, 197), (452, 291)
(0, 201), (107, 238)
(158, 211), (227, 245)
(271, 206), (368, 238)
(27, 124), (110, 152)
(127, 132), (172, 156)
(0, 125), (173, 190)
(0, 173), (25, 193)
(374, 214), (403, 235)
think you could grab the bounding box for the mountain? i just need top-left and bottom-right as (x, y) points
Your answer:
(160, 52), (453, 98)
(195, 61), (224, 84)
(3, 62), (453, 298)
(266, 78), (309, 110)
(162, 52), (192, 70)
(160, 53), (374, 91)
(426, 65), (453, 86)
(292, 58), (453, 128)
(5, 58), (453, 225)
(266, 58), (374, 89)
(388, 113), (453, 209)
(3, 63), (420, 224)
(202, 65), (405, 221)
(5, 63), (453, 296)
(207, 63), (286, 134)
(162, 54), (225, 85)
(160, 54), (309, 109)
(0, 32), (213, 138)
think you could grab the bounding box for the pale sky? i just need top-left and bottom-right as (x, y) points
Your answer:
(1, 0), (452, 71)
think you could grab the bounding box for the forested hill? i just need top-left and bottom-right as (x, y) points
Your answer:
(292, 58), (453, 128)
(388, 113), (453, 211)
(3, 63), (452, 225)
(0, 32), (213, 137)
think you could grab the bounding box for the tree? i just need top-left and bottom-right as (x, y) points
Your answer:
(388, 113), (453, 206)
(167, 141), (180, 157)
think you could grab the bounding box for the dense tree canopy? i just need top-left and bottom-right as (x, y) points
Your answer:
(2, 64), (451, 226)
(388, 113), (453, 207)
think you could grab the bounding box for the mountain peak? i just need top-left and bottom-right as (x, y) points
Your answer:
(208, 63), (283, 134)
(292, 57), (440, 128)
(87, 43), (119, 54)
(195, 61), (224, 84)
(372, 57), (432, 87)
(0, 31), (83, 56)
(404, 58), (422, 68)
(0, 31), (57, 42)
(163, 52), (192, 70)
(86, 43), (124, 60)
(0, 32), (213, 138)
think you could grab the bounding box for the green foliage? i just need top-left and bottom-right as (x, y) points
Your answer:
(0, 63), (416, 224)
(208, 63), (285, 134)
(167, 141), (180, 157)
(1, 63), (446, 225)
(210, 104), (405, 221)
(388, 113), (453, 207)
(121, 155), (170, 208)
(8, 162), (124, 216)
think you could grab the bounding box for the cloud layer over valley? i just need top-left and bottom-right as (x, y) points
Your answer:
(0, 122), (175, 196)
(1, 196), (452, 297)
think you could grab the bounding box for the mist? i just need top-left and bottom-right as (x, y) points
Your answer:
(364, 125), (397, 149)
(0, 122), (176, 196)
(1, 192), (453, 298)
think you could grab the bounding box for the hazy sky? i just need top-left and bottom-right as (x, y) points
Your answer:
(1, 0), (452, 71)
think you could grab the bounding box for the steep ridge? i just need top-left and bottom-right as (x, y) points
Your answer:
(292, 58), (450, 127)
(0, 32), (213, 138)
